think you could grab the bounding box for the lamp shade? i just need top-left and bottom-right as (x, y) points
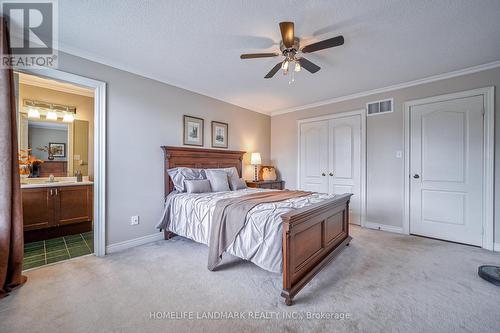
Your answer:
(250, 152), (261, 165)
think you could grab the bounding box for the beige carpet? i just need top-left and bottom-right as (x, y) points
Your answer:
(1, 226), (499, 333)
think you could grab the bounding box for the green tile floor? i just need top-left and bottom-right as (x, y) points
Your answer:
(23, 232), (93, 270)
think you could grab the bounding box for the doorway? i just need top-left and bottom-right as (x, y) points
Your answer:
(404, 88), (494, 249)
(15, 68), (106, 269)
(298, 110), (366, 225)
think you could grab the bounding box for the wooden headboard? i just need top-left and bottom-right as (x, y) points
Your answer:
(162, 146), (246, 196)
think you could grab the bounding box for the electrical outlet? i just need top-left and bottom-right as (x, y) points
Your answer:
(130, 215), (139, 225)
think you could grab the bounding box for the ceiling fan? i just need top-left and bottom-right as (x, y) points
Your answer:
(240, 21), (344, 81)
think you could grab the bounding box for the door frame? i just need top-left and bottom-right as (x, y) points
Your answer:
(403, 87), (495, 250)
(297, 109), (367, 227)
(16, 67), (107, 256)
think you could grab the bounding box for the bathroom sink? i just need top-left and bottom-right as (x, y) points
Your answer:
(21, 177), (92, 187)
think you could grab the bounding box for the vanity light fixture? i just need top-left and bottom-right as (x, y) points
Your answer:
(63, 113), (74, 122)
(27, 107), (40, 119)
(46, 110), (58, 120)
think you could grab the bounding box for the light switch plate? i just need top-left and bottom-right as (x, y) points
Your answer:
(396, 151), (403, 159)
(130, 215), (139, 225)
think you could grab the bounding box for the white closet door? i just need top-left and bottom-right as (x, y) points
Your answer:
(329, 115), (361, 225)
(299, 120), (329, 193)
(409, 95), (484, 245)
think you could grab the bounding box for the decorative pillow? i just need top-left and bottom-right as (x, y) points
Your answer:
(167, 167), (205, 192)
(184, 179), (212, 193)
(205, 167), (240, 189)
(205, 169), (230, 192)
(229, 177), (247, 191)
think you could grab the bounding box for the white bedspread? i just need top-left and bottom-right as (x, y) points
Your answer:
(164, 188), (334, 273)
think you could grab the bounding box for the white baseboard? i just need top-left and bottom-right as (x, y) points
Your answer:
(494, 243), (500, 252)
(106, 232), (164, 254)
(363, 222), (404, 234)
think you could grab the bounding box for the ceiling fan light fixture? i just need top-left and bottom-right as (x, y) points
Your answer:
(240, 21), (342, 79)
(282, 60), (289, 71)
(294, 61), (301, 72)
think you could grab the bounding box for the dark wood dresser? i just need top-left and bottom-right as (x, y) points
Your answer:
(246, 180), (284, 190)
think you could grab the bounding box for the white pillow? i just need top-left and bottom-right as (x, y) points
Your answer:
(205, 169), (230, 192)
(167, 167), (205, 192)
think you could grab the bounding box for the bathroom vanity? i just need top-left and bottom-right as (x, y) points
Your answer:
(22, 177), (93, 242)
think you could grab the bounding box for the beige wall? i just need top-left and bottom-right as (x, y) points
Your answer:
(19, 84), (94, 177)
(271, 67), (500, 243)
(56, 52), (271, 245)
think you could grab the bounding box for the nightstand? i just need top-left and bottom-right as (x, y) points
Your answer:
(246, 180), (284, 190)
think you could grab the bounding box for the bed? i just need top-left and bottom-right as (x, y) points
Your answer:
(160, 146), (352, 305)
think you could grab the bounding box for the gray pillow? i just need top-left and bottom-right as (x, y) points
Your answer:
(205, 169), (230, 192)
(229, 177), (247, 191)
(167, 167), (205, 192)
(184, 179), (212, 193)
(205, 167), (240, 189)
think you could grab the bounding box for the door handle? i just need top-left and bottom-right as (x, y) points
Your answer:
(321, 173), (326, 176)
(49, 189), (53, 196)
(329, 172), (334, 176)
(413, 174), (420, 179)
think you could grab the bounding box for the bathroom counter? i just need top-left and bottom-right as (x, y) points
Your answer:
(21, 177), (93, 189)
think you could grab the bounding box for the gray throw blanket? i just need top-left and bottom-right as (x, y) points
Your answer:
(208, 190), (311, 271)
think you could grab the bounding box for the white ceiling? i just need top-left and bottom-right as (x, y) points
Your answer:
(57, 0), (500, 114)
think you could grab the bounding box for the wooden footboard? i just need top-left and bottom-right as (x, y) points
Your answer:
(281, 193), (352, 305)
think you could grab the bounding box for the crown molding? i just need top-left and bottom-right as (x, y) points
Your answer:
(270, 60), (500, 116)
(55, 41), (500, 118)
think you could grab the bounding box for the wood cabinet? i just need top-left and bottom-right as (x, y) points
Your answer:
(246, 180), (284, 190)
(22, 187), (54, 231)
(22, 185), (92, 231)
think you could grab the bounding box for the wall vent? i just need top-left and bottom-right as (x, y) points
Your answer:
(366, 98), (393, 116)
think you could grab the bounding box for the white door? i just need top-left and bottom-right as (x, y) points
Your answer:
(329, 115), (361, 225)
(299, 120), (329, 193)
(409, 95), (484, 246)
(299, 114), (362, 225)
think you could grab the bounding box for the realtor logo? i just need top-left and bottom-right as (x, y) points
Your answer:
(1, 0), (58, 68)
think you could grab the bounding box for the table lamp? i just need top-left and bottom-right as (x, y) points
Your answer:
(250, 152), (261, 182)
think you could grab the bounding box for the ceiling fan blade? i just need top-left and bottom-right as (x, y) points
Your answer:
(279, 22), (295, 48)
(240, 53), (279, 59)
(264, 62), (283, 79)
(302, 35), (344, 53)
(298, 58), (321, 73)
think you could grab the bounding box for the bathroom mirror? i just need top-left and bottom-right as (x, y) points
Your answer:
(18, 112), (89, 177)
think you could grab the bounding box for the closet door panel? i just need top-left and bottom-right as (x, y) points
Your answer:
(329, 115), (361, 225)
(299, 121), (329, 193)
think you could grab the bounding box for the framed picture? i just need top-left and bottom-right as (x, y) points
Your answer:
(183, 115), (204, 146)
(211, 121), (228, 148)
(49, 142), (66, 157)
